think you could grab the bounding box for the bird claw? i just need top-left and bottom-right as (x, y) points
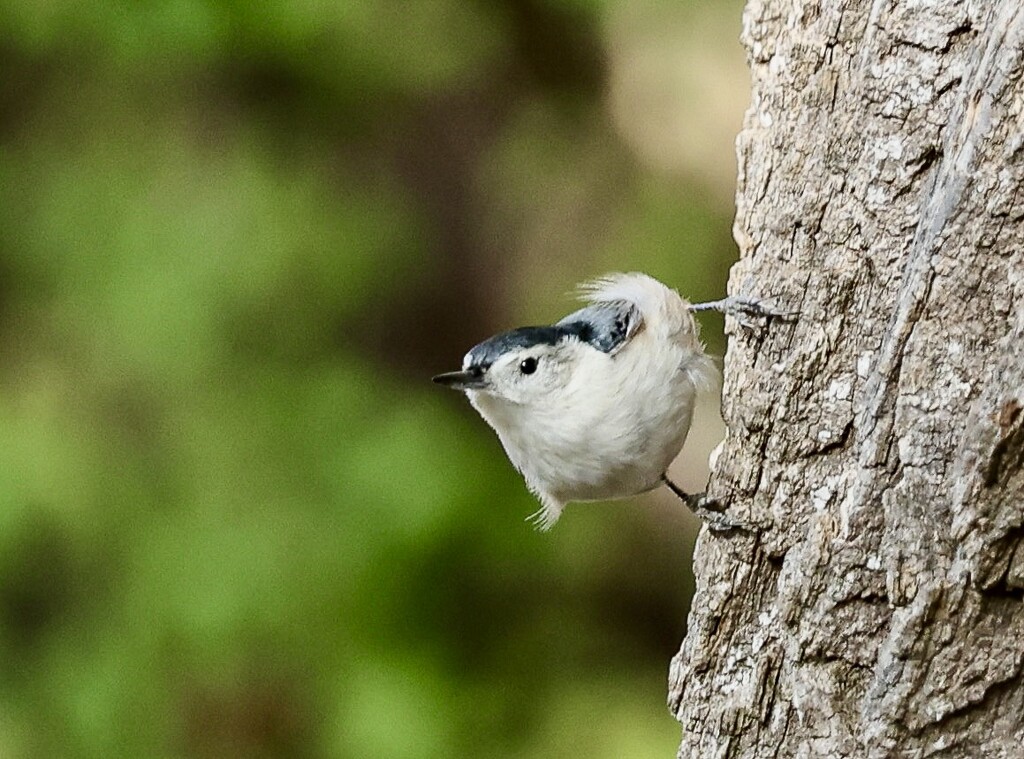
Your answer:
(661, 475), (750, 533)
(684, 492), (748, 532)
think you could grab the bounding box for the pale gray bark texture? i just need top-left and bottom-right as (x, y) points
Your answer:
(669, 2), (1024, 757)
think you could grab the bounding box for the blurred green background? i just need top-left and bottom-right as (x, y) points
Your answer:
(0, 0), (748, 756)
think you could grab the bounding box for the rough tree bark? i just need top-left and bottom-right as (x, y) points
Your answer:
(670, 2), (1024, 757)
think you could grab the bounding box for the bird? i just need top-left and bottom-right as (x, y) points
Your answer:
(433, 272), (741, 531)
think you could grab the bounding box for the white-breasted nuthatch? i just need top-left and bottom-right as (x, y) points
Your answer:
(433, 272), (771, 530)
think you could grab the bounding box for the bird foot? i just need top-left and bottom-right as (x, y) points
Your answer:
(661, 475), (749, 532)
(690, 296), (797, 330)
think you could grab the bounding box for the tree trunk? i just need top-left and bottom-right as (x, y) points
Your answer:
(670, 2), (1024, 757)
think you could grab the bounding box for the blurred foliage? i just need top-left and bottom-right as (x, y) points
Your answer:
(0, 0), (745, 756)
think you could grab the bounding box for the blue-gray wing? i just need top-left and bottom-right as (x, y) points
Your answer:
(556, 300), (642, 355)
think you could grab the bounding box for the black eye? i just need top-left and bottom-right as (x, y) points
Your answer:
(519, 357), (538, 375)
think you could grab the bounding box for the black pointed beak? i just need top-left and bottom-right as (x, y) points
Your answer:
(432, 368), (487, 390)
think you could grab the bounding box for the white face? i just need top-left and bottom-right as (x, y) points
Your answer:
(466, 341), (582, 406)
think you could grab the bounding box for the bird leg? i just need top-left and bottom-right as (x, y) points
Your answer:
(689, 295), (797, 330)
(660, 475), (747, 532)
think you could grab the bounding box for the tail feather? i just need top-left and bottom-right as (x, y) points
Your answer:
(578, 272), (697, 343)
(580, 272), (718, 391)
(580, 272), (689, 328)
